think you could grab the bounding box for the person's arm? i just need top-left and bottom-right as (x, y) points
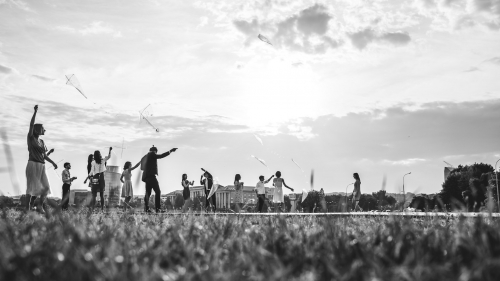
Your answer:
(45, 155), (57, 169)
(282, 179), (293, 191)
(130, 161), (141, 171)
(28, 105), (38, 137)
(120, 173), (125, 183)
(264, 175), (274, 183)
(157, 148), (178, 159)
(200, 175), (204, 185)
(88, 162), (95, 177)
(190, 181), (194, 186)
(47, 148), (54, 156)
(103, 147), (112, 162)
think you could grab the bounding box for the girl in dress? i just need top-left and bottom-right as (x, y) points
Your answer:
(181, 174), (195, 213)
(120, 161), (140, 210)
(272, 171), (293, 212)
(352, 173), (362, 212)
(233, 174), (244, 213)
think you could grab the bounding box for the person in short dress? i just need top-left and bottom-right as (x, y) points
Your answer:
(272, 171), (293, 212)
(88, 147), (112, 212)
(61, 162), (77, 210)
(352, 173), (362, 212)
(181, 174), (194, 213)
(233, 174), (244, 213)
(120, 161), (140, 210)
(254, 175), (274, 213)
(26, 105), (58, 213)
(200, 168), (216, 212)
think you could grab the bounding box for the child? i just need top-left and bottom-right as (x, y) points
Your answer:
(120, 161), (141, 210)
(273, 171), (293, 212)
(61, 162), (77, 210)
(181, 174), (195, 213)
(254, 174), (274, 213)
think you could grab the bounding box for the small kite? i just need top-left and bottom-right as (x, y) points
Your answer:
(254, 134), (264, 146)
(310, 169), (314, 189)
(139, 104), (159, 133)
(258, 34), (273, 46)
(207, 178), (222, 199)
(65, 74), (88, 99)
(301, 189), (309, 203)
(251, 155), (268, 167)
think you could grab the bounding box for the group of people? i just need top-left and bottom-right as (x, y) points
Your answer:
(25, 104), (361, 214)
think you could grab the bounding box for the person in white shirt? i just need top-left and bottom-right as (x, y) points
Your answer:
(88, 147), (112, 212)
(254, 175), (274, 213)
(61, 162), (77, 210)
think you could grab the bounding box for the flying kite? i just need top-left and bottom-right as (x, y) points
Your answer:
(291, 158), (304, 172)
(139, 104), (159, 133)
(207, 177), (222, 199)
(258, 34), (273, 46)
(301, 189), (309, 203)
(310, 169), (314, 189)
(251, 155), (268, 167)
(65, 74), (87, 99)
(254, 134), (264, 146)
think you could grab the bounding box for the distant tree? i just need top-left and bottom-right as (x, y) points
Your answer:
(372, 190), (397, 210)
(359, 194), (377, 211)
(410, 195), (436, 211)
(0, 196), (14, 209)
(192, 196), (202, 211)
(298, 190), (321, 212)
(174, 194), (184, 209)
(164, 198), (173, 210)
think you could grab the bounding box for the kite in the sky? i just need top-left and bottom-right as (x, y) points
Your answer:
(291, 158), (304, 172)
(207, 177), (222, 199)
(251, 155), (268, 167)
(139, 104), (159, 132)
(302, 189), (309, 203)
(254, 134), (264, 146)
(65, 74), (87, 99)
(310, 169), (314, 189)
(258, 34), (273, 46)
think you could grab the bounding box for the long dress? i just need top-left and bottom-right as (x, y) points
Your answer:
(121, 169), (133, 197)
(273, 178), (284, 203)
(26, 135), (51, 196)
(234, 180), (243, 204)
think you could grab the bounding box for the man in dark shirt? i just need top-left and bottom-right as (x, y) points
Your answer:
(140, 146), (178, 213)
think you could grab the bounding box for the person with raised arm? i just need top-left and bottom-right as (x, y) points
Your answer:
(140, 145), (178, 213)
(26, 105), (58, 214)
(181, 174), (195, 213)
(120, 161), (141, 210)
(88, 147), (112, 212)
(200, 168), (215, 212)
(272, 171), (294, 213)
(254, 174), (274, 213)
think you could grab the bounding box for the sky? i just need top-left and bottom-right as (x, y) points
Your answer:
(1, 0), (500, 199)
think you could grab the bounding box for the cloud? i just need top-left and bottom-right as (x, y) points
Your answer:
(31, 74), (55, 82)
(382, 158), (427, 166)
(0, 64), (12, 74)
(463, 66), (480, 72)
(484, 56), (500, 65)
(55, 21), (122, 37)
(233, 4), (342, 54)
(348, 28), (411, 50)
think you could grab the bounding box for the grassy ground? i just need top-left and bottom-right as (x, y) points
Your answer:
(1, 210), (500, 281)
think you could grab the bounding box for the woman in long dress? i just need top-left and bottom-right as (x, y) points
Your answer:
(120, 161), (140, 210)
(272, 171), (293, 212)
(181, 174), (194, 213)
(352, 173), (362, 212)
(233, 174), (244, 213)
(26, 105), (58, 214)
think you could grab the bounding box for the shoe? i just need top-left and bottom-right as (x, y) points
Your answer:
(145, 208), (152, 213)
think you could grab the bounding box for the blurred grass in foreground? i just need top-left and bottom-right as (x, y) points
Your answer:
(1, 210), (500, 281)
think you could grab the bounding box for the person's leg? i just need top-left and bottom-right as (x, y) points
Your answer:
(124, 196), (131, 210)
(100, 191), (105, 211)
(258, 195), (264, 212)
(29, 195), (37, 211)
(204, 190), (210, 212)
(144, 178), (152, 212)
(37, 194), (46, 214)
(90, 189), (97, 211)
(211, 194), (216, 212)
(152, 178), (161, 212)
(62, 184), (70, 210)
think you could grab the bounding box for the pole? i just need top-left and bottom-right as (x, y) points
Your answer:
(495, 159), (500, 212)
(403, 172), (411, 211)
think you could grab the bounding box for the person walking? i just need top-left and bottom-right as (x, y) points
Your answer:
(140, 146), (178, 213)
(61, 162), (77, 210)
(88, 147), (112, 212)
(352, 173), (362, 212)
(200, 168), (216, 212)
(26, 105), (58, 214)
(83, 154), (93, 187)
(272, 171), (293, 212)
(120, 161), (140, 210)
(254, 175), (274, 213)
(181, 174), (194, 213)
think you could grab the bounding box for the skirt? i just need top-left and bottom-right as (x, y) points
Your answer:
(273, 186), (284, 203)
(234, 189), (243, 204)
(26, 161), (51, 196)
(121, 180), (133, 197)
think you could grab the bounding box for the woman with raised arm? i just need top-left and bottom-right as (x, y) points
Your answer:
(88, 147), (112, 212)
(200, 168), (216, 212)
(120, 160), (140, 210)
(272, 171), (294, 213)
(181, 174), (195, 213)
(26, 105), (58, 213)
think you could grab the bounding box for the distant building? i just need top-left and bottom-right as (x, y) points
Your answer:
(163, 190), (182, 203)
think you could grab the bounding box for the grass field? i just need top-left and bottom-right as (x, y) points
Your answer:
(1, 210), (500, 281)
